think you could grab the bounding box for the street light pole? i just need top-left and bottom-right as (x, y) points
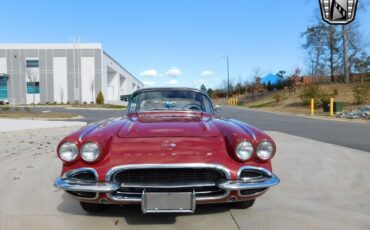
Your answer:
(222, 55), (230, 99)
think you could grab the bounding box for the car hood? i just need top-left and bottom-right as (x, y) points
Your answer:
(117, 113), (220, 138)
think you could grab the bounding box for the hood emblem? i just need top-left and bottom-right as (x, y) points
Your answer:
(162, 141), (176, 150)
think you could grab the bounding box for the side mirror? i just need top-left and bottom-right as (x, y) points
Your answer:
(214, 105), (222, 116)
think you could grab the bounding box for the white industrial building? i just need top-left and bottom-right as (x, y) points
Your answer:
(0, 43), (143, 104)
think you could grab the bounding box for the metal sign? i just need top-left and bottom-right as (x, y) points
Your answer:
(319, 0), (358, 24)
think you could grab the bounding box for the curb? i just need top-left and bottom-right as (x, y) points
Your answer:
(225, 105), (370, 124)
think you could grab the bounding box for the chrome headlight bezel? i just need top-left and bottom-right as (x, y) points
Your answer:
(58, 141), (78, 162)
(80, 141), (101, 162)
(256, 140), (275, 160)
(235, 141), (254, 161)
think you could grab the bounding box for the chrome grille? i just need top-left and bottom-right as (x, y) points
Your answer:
(113, 168), (225, 184)
(110, 167), (228, 201)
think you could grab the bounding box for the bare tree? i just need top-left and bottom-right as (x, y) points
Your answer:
(327, 25), (341, 82)
(301, 22), (328, 81)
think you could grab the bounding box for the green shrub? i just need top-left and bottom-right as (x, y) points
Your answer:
(352, 83), (369, 104)
(300, 84), (321, 106)
(96, 91), (104, 104)
(319, 89), (331, 105)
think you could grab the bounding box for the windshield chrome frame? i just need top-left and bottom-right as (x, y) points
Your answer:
(126, 88), (214, 115)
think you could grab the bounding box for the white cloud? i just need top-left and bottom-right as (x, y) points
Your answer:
(166, 79), (179, 85)
(143, 81), (156, 86)
(140, 69), (159, 77)
(200, 70), (215, 76)
(165, 67), (182, 77)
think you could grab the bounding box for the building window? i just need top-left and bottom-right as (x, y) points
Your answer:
(0, 76), (8, 100)
(26, 60), (39, 68)
(27, 82), (40, 94)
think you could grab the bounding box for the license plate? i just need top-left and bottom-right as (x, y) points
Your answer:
(141, 191), (195, 213)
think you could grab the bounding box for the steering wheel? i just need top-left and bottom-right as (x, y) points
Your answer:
(183, 104), (202, 111)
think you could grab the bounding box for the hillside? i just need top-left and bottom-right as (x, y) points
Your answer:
(213, 83), (370, 120)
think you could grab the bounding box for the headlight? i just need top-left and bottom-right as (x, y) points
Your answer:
(58, 142), (78, 162)
(81, 142), (101, 162)
(236, 141), (254, 161)
(256, 140), (275, 160)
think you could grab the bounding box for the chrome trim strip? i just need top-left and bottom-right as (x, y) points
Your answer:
(54, 177), (120, 192)
(62, 167), (99, 179)
(78, 125), (98, 142)
(229, 119), (256, 140)
(237, 166), (273, 178)
(237, 188), (269, 198)
(236, 166), (279, 197)
(58, 168), (101, 201)
(218, 174), (280, 190)
(78, 117), (118, 142)
(105, 163), (232, 181)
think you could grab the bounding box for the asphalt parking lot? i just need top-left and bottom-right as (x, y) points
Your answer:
(1, 126), (369, 230)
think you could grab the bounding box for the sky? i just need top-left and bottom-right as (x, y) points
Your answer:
(1, 0), (369, 89)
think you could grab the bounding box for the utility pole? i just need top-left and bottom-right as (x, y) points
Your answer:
(222, 55), (230, 98)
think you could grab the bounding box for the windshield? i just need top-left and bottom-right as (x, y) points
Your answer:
(127, 90), (213, 114)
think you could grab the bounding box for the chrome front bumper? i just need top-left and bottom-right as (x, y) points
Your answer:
(55, 175), (279, 193)
(54, 165), (280, 201)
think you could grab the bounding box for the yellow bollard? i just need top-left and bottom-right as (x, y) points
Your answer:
(330, 97), (334, 116)
(310, 98), (314, 115)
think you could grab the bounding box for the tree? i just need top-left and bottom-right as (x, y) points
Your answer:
(276, 70), (286, 80)
(327, 25), (341, 82)
(200, 84), (207, 92)
(267, 81), (273, 91)
(301, 22), (328, 80)
(354, 52), (370, 84)
(287, 68), (303, 102)
(342, 25), (350, 83)
(207, 88), (214, 97)
(254, 76), (266, 99)
(302, 19), (367, 83)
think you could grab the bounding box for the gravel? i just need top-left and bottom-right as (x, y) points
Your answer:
(336, 105), (370, 119)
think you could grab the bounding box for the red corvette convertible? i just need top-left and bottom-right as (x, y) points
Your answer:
(54, 87), (279, 213)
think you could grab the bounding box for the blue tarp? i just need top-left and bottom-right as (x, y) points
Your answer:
(261, 73), (280, 85)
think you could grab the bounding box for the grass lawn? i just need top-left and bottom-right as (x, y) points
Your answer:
(70, 104), (126, 109)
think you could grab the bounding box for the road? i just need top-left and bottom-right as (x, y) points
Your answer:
(222, 106), (370, 153)
(34, 106), (370, 152)
(1, 126), (370, 229)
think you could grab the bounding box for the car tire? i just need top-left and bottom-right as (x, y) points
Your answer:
(80, 201), (108, 213)
(231, 199), (255, 209)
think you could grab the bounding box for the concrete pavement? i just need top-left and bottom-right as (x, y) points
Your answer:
(0, 126), (369, 230)
(0, 118), (86, 132)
